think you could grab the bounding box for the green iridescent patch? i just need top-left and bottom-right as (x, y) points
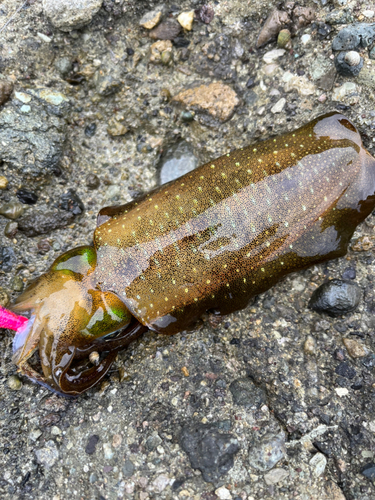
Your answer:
(52, 246), (97, 276)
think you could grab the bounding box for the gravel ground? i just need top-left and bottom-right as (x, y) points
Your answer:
(1, 1), (375, 499)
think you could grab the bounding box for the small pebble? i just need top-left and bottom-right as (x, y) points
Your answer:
(35, 440), (59, 468)
(4, 221), (18, 239)
(352, 235), (373, 252)
(103, 442), (114, 460)
(246, 77), (256, 88)
(230, 377), (266, 408)
(0, 176), (8, 189)
(161, 50), (172, 65)
(59, 189), (84, 215)
(122, 459), (135, 477)
(0, 202), (25, 220)
(29, 429), (42, 442)
(336, 361), (356, 380)
(271, 97), (286, 114)
(16, 189), (38, 205)
(309, 279), (362, 317)
(263, 48), (286, 64)
(196, 5), (215, 24)
(84, 123), (97, 138)
(304, 335), (316, 355)
(106, 185), (121, 200)
(342, 267), (356, 280)
(107, 120), (128, 136)
(150, 40), (173, 64)
(264, 468), (289, 485)
(149, 19), (181, 40)
(18, 210), (74, 237)
(0, 289), (10, 307)
(309, 452), (327, 476)
(180, 423), (239, 482)
(181, 366), (189, 377)
(160, 88), (171, 100)
(139, 8), (163, 29)
(180, 110), (194, 122)
(362, 463), (375, 479)
(248, 431), (286, 471)
(215, 486), (232, 499)
(152, 474), (170, 493)
(159, 141), (198, 185)
(37, 239), (51, 254)
(86, 174), (100, 190)
(7, 374), (22, 390)
(43, 0), (102, 31)
(85, 435), (100, 455)
(38, 32), (52, 43)
(301, 34), (311, 45)
(343, 338), (366, 358)
(55, 57), (72, 75)
(0, 80), (14, 106)
(11, 276), (24, 292)
(177, 11), (194, 31)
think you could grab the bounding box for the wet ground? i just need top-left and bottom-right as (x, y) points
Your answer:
(1, 0), (375, 499)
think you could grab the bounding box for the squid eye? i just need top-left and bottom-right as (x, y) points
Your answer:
(51, 246), (97, 277)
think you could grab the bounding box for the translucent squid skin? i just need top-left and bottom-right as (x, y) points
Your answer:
(9, 112), (375, 395)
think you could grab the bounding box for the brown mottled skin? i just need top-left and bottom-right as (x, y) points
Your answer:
(10, 113), (375, 395)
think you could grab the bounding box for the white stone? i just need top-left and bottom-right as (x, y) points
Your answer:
(284, 75), (315, 96)
(271, 97), (286, 114)
(139, 8), (163, 29)
(37, 32), (52, 42)
(332, 82), (357, 101)
(264, 468), (289, 485)
(177, 11), (194, 30)
(363, 10), (374, 18)
(39, 89), (67, 106)
(125, 482), (135, 494)
(29, 429), (42, 441)
(103, 443), (114, 460)
(262, 63), (279, 76)
(42, 0), (103, 32)
(310, 452), (327, 476)
(152, 474), (170, 493)
(301, 34), (311, 45)
(35, 440), (59, 468)
(263, 48), (286, 64)
(215, 486), (232, 499)
(335, 387), (349, 397)
(281, 71), (294, 83)
(14, 91), (31, 104)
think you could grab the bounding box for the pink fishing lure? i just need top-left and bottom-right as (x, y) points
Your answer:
(0, 307), (28, 332)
